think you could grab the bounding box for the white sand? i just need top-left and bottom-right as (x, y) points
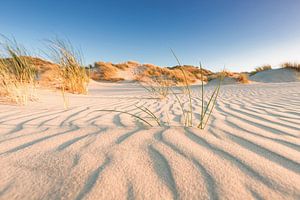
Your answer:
(0, 81), (300, 199)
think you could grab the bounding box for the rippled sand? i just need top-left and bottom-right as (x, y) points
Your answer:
(0, 81), (299, 199)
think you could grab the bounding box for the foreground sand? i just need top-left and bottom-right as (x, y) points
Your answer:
(0, 81), (299, 199)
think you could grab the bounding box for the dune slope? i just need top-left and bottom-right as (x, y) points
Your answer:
(0, 81), (299, 199)
(250, 68), (300, 83)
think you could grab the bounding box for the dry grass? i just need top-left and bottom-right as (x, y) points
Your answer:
(46, 38), (89, 94)
(281, 62), (300, 71)
(92, 62), (121, 81)
(237, 73), (249, 84)
(137, 64), (203, 99)
(142, 64), (208, 84)
(92, 60), (211, 85)
(250, 65), (272, 76)
(169, 65), (211, 81)
(0, 37), (37, 105)
(91, 62), (139, 82)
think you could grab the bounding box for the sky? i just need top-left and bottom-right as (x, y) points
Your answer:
(0, 0), (300, 72)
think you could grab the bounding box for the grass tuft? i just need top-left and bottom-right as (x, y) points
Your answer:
(237, 73), (249, 84)
(0, 36), (37, 105)
(250, 65), (272, 76)
(46, 38), (89, 95)
(281, 62), (300, 72)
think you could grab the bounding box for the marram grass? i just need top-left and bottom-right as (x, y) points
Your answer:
(0, 36), (37, 105)
(46, 38), (89, 95)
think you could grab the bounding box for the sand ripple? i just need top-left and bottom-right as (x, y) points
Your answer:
(0, 82), (299, 199)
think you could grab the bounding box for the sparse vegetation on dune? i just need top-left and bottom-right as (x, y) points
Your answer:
(46, 38), (89, 94)
(18, 56), (60, 88)
(207, 70), (249, 84)
(91, 60), (212, 85)
(281, 62), (300, 71)
(250, 65), (272, 76)
(91, 62), (125, 82)
(137, 63), (213, 99)
(0, 37), (37, 105)
(138, 64), (211, 85)
(237, 73), (250, 84)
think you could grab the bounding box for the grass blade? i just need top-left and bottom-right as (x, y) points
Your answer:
(171, 49), (193, 126)
(135, 105), (161, 126)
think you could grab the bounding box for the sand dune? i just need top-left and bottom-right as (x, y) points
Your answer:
(0, 81), (299, 199)
(250, 68), (300, 83)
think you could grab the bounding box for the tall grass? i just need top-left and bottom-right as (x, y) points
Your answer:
(0, 37), (37, 104)
(46, 38), (89, 95)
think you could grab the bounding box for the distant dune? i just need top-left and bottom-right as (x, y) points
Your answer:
(3, 57), (300, 89)
(90, 61), (213, 85)
(250, 68), (300, 83)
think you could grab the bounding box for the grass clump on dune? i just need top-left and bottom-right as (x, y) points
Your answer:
(46, 38), (89, 95)
(0, 37), (37, 105)
(250, 65), (272, 76)
(91, 62), (125, 82)
(281, 62), (300, 72)
(237, 73), (249, 84)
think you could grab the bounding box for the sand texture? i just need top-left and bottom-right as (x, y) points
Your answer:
(0, 81), (299, 199)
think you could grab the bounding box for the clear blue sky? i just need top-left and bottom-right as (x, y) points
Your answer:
(1, 0), (300, 71)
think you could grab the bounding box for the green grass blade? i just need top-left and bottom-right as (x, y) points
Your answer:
(200, 62), (204, 129)
(199, 72), (224, 129)
(171, 49), (193, 127)
(135, 105), (161, 126)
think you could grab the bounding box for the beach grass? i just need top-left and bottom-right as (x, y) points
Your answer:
(281, 62), (300, 71)
(250, 65), (272, 76)
(0, 36), (37, 105)
(46, 38), (89, 95)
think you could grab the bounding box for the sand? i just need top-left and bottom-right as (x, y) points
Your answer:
(0, 81), (299, 199)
